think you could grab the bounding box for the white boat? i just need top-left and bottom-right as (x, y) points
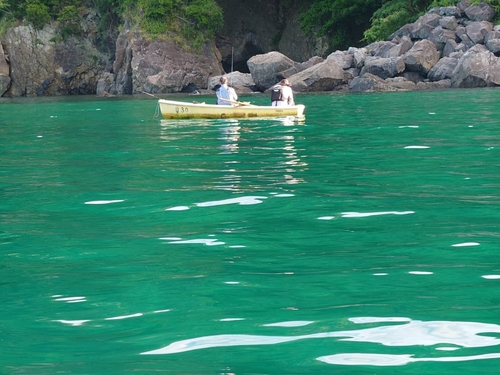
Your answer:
(157, 99), (305, 120)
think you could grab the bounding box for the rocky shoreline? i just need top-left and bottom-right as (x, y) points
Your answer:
(1, 1), (499, 97)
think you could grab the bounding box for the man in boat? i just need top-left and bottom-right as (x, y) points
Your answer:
(216, 76), (238, 105)
(271, 79), (295, 107)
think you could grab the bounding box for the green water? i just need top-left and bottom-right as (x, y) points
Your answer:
(2, 90), (500, 374)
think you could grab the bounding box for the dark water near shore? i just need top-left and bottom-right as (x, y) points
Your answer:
(2, 89), (500, 374)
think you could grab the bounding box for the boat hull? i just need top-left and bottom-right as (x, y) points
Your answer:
(158, 99), (305, 119)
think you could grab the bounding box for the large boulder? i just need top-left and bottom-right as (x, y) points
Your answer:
(404, 40), (440, 75)
(427, 56), (459, 81)
(326, 50), (353, 69)
(207, 71), (255, 91)
(409, 13), (441, 39)
(279, 56), (324, 78)
(466, 21), (493, 44)
(349, 73), (409, 92)
(289, 59), (346, 92)
(451, 44), (500, 87)
(0, 43), (10, 96)
(348, 47), (369, 68)
(464, 1), (495, 21)
(360, 56), (405, 79)
(247, 51), (295, 91)
(429, 26), (458, 52)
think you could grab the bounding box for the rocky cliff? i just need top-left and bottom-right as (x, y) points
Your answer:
(1, 0), (500, 97)
(0, 0), (317, 97)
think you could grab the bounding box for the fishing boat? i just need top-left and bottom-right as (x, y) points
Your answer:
(157, 99), (305, 120)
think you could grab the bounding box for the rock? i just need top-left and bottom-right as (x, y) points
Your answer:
(113, 28), (224, 94)
(326, 50), (353, 69)
(0, 44), (10, 96)
(416, 79), (452, 89)
(386, 77), (417, 90)
(4, 24), (109, 96)
(388, 36), (413, 57)
(279, 56), (324, 78)
(347, 47), (369, 68)
(429, 26), (458, 52)
(439, 16), (458, 30)
(486, 38), (500, 55)
(247, 51), (295, 91)
(207, 71), (255, 90)
(438, 6), (462, 18)
(464, 2), (495, 22)
(360, 56), (405, 79)
(427, 57), (459, 81)
(288, 59), (346, 92)
(443, 39), (458, 57)
(410, 13), (441, 39)
(96, 73), (115, 96)
(465, 21), (493, 44)
(451, 44), (500, 87)
(366, 41), (396, 57)
(404, 40), (440, 75)
(400, 71), (426, 84)
(349, 73), (402, 92)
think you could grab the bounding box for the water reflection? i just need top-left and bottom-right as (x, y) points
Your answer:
(218, 120), (241, 155)
(142, 316), (500, 367)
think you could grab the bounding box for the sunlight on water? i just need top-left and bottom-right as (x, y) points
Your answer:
(141, 317), (500, 362)
(3, 91), (500, 373)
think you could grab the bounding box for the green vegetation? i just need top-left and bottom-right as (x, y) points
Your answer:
(0, 0), (223, 47)
(1, 0), (500, 52)
(299, 0), (500, 50)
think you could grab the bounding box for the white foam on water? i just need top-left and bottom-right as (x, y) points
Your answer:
(54, 319), (90, 326)
(482, 275), (500, 279)
(154, 309), (172, 313)
(373, 273), (388, 276)
(229, 245), (246, 248)
(224, 281), (240, 284)
(342, 211), (414, 218)
(84, 200), (124, 205)
(273, 194), (295, 197)
(159, 237), (182, 241)
(165, 206), (190, 211)
(220, 318), (245, 322)
(398, 126), (419, 128)
(105, 313), (143, 320)
(452, 242), (480, 247)
(318, 216), (335, 220)
(436, 347), (460, 351)
(263, 321), (314, 327)
(195, 196), (267, 207)
(54, 296), (86, 302)
(409, 271), (433, 275)
(168, 239), (225, 246)
(404, 146), (429, 149)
